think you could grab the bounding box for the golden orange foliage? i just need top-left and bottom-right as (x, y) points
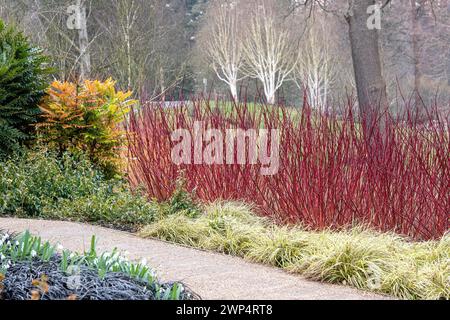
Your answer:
(37, 78), (137, 177)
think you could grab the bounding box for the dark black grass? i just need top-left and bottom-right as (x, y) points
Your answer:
(0, 230), (199, 300)
(0, 256), (198, 300)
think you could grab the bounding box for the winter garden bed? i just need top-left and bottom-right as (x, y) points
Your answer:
(140, 202), (449, 300)
(0, 230), (197, 300)
(0, 149), (448, 300)
(1, 17), (448, 301)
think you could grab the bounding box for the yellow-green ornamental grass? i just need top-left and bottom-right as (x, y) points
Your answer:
(139, 202), (449, 300)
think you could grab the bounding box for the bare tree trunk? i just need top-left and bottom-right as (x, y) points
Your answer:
(124, 0), (133, 90)
(203, 1), (245, 102)
(78, 0), (91, 81)
(267, 96), (275, 105)
(159, 66), (165, 102)
(242, 1), (298, 106)
(410, 0), (426, 117)
(447, 1), (450, 86)
(230, 79), (238, 101)
(346, 0), (388, 140)
(265, 89), (276, 105)
(125, 26), (132, 89)
(448, 46), (450, 86)
(26, 0), (44, 42)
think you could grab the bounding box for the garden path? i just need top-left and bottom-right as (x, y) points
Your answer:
(0, 218), (391, 300)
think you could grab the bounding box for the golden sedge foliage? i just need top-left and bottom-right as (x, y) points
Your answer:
(139, 202), (450, 300)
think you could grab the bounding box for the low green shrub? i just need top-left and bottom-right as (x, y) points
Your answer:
(0, 20), (50, 156)
(164, 176), (201, 218)
(0, 149), (156, 230)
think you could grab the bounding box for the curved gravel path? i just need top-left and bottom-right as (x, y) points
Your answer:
(0, 218), (391, 300)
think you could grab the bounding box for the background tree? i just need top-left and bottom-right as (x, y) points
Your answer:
(242, 0), (299, 104)
(345, 0), (389, 136)
(0, 0), (196, 98)
(0, 0), (448, 108)
(75, 0), (91, 80)
(200, 0), (245, 100)
(293, 15), (338, 110)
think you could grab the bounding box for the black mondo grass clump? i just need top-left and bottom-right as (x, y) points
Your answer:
(0, 20), (50, 156)
(2, 258), (151, 300)
(0, 230), (198, 300)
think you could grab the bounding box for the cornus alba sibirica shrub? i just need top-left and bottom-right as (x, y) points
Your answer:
(126, 98), (449, 240)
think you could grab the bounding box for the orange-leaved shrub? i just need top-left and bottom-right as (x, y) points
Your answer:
(37, 78), (136, 177)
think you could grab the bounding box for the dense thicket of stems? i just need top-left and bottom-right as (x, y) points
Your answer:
(126, 97), (449, 240)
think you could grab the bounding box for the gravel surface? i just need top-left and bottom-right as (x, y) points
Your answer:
(0, 218), (392, 300)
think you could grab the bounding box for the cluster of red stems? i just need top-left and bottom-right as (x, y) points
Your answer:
(126, 98), (449, 240)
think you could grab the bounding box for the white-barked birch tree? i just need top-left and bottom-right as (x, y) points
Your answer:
(203, 0), (245, 100)
(242, 0), (299, 104)
(293, 18), (337, 111)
